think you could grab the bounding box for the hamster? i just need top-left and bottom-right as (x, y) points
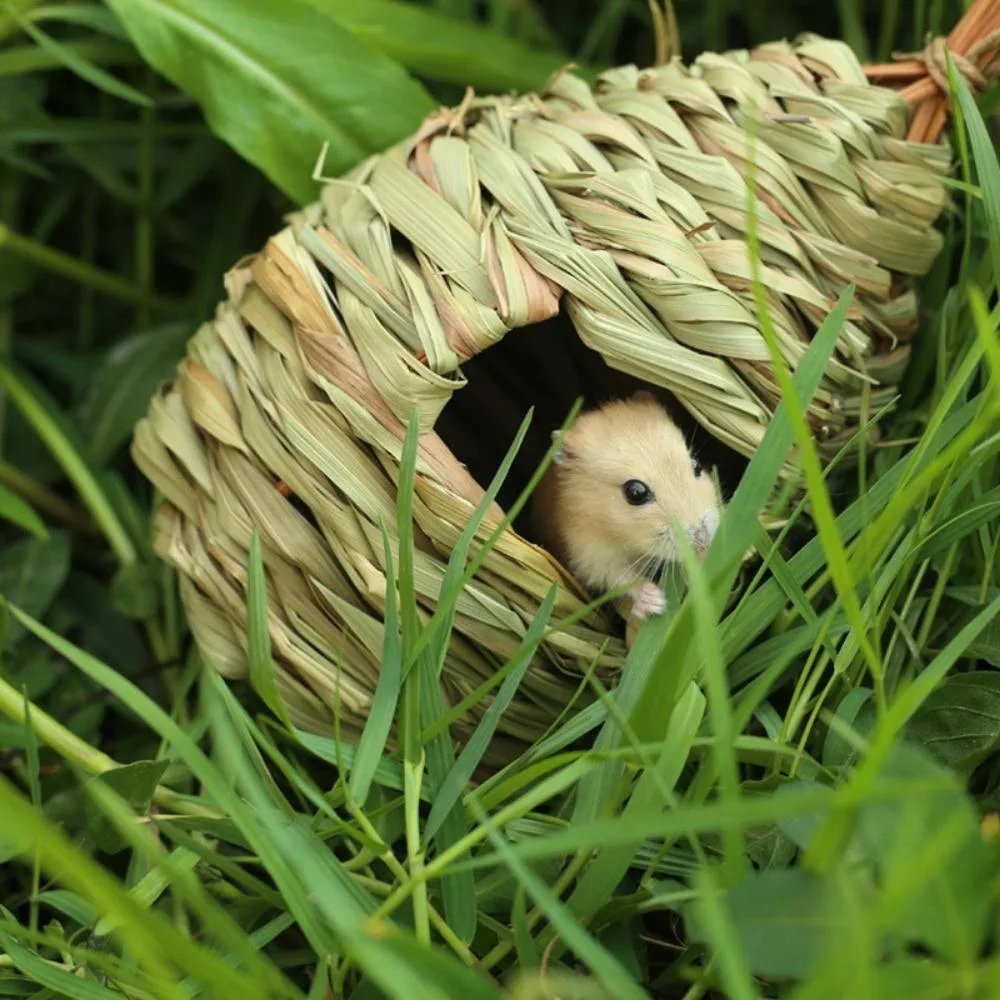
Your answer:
(531, 391), (720, 621)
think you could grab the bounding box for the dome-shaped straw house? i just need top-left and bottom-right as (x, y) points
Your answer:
(131, 15), (996, 764)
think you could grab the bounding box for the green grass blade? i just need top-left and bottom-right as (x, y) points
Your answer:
(743, 124), (884, 700)
(0, 359), (135, 565)
(459, 775), (952, 873)
(0, 483), (46, 537)
(566, 680), (705, 923)
(689, 867), (758, 1000)
(394, 415), (434, 943)
(81, 774), (301, 998)
(350, 526), (403, 807)
(0, 775), (231, 1000)
(949, 55), (1000, 289)
(679, 532), (745, 884)
(0, 924), (128, 999)
(6, 5), (152, 105)
(247, 529), (290, 728)
(205, 670), (486, 1000)
(469, 799), (651, 1000)
(6, 602), (346, 959)
(406, 405), (544, 671)
(423, 586), (557, 844)
(575, 288), (853, 826)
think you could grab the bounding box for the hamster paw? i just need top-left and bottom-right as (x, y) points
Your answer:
(630, 581), (666, 620)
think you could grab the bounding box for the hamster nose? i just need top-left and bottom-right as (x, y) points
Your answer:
(690, 525), (710, 557)
(690, 512), (719, 556)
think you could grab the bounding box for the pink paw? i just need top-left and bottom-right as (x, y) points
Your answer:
(630, 580), (666, 620)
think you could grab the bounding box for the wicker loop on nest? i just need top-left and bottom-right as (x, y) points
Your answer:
(133, 34), (953, 763)
(864, 0), (1000, 142)
(895, 30), (1000, 96)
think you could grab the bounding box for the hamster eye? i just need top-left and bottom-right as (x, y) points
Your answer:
(692, 458), (704, 478)
(623, 479), (654, 506)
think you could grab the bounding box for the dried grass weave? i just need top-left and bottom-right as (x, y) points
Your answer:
(132, 34), (953, 758)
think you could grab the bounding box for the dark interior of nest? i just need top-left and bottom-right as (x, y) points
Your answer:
(433, 311), (748, 544)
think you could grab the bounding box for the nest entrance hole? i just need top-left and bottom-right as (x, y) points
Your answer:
(433, 311), (745, 541)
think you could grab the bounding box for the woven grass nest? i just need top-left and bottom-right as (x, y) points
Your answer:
(131, 22), (990, 764)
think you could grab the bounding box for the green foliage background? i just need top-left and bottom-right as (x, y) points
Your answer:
(0, 1), (997, 998)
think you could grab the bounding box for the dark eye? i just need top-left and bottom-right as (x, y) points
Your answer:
(623, 479), (653, 506)
(692, 458), (704, 478)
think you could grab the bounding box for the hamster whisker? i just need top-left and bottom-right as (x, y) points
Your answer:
(636, 553), (659, 581)
(632, 551), (665, 584)
(619, 553), (650, 584)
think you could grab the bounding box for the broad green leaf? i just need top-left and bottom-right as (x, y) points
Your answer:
(110, 559), (159, 619)
(744, 823), (797, 871)
(854, 743), (992, 963)
(866, 958), (986, 1000)
(768, 781), (833, 856)
(103, 0), (436, 204)
(76, 323), (189, 462)
(84, 759), (169, 853)
(905, 672), (1000, 773)
(306, 0), (572, 92)
(65, 572), (147, 674)
(687, 868), (845, 981)
(804, 591), (1000, 873)
(0, 532), (69, 648)
(688, 867), (757, 1000)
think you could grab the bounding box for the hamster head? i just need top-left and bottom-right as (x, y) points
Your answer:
(551, 392), (720, 589)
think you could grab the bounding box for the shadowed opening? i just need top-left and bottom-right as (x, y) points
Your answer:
(433, 310), (746, 543)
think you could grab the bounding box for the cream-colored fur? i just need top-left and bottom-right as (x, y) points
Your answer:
(532, 392), (720, 619)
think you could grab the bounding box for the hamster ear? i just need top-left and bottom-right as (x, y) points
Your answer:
(551, 429), (573, 465)
(630, 389), (657, 405)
